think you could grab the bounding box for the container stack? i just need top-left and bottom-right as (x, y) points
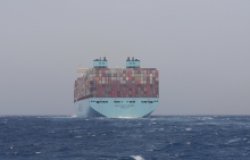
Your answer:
(74, 68), (159, 102)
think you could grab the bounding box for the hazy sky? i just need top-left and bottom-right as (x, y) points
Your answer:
(0, 0), (249, 115)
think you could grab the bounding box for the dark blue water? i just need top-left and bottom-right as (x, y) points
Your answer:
(0, 116), (250, 160)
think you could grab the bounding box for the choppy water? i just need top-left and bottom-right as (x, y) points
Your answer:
(0, 116), (250, 160)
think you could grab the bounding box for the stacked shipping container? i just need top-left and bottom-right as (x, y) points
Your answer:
(74, 68), (159, 102)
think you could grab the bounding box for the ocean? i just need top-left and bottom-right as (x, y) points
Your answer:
(0, 116), (250, 160)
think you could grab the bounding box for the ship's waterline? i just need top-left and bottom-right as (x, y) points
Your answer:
(75, 98), (159, 118)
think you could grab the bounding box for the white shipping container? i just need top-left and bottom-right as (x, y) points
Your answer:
(150, 77), (153, 84)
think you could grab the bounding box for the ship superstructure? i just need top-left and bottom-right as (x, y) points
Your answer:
(74, 57), (159, 118)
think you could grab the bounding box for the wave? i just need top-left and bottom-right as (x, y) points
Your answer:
(130, 155), (145, 160)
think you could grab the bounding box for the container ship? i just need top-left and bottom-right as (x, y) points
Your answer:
(74, 57), (159, 118)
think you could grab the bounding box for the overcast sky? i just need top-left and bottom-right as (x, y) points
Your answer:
(0, 0), (249, 115)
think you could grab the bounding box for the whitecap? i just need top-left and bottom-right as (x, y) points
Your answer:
(35, 152), (41, 154)
(185, 128), (192, 131)
(186, 141), (191, 145)
(199, 116), (214, 120)
(226, 138), (241, 144)
(130, 155), (145, 160)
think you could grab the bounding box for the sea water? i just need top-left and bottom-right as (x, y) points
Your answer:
(0, 116), (250, 160)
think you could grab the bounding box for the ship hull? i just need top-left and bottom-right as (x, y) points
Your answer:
(74, 98), (159, 118)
